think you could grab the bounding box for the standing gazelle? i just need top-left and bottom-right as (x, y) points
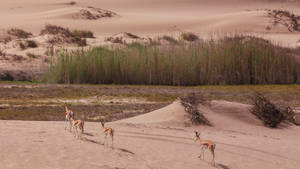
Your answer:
(100, 121), (114, 147)
(64, 106), (75, 132)
(194, 131), (216, 166)
(71, 117), (84, 139)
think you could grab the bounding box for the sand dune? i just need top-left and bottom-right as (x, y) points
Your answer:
(1, 100), (300, 169)
(0, 0), (299, 45)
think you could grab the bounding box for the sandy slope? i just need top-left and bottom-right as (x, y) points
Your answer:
(1, 100), (300, 169)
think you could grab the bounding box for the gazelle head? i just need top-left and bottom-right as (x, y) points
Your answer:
(194, 130), (200, 142)
(100, 121), (105, 128)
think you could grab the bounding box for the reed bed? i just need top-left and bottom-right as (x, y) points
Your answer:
(46, 35), (300, 85)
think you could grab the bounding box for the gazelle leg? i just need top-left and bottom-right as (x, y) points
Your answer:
(211, 148), (215, 166)
(74, 126), (78, 138)
(64, 119), (68, 131)
(69, 121), (72, 132)
(104, 133), (108, 146)
(111, 135), (113, 148)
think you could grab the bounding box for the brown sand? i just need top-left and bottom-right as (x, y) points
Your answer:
(1, 100), (300, 169)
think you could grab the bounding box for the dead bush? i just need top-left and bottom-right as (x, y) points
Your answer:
(250, 93), (295, 128)
(180, 93), (211, 126)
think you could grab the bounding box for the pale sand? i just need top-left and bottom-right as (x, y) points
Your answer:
(1, 100), (300, 169)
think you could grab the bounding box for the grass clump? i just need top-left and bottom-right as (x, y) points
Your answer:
(7, 28), (32, 39)
(181, 32), (199, 41)
(46, 35), (300, 85)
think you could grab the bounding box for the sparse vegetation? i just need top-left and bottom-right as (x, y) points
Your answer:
(40, 24), (89, 46)
(7, 28), (32, 39)
(181, 32), (199, 41)
(46, 35), (300, 85)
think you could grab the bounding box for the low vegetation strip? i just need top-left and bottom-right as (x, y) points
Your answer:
(45, 35), (300, 85)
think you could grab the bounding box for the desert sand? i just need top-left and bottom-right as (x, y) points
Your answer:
(1, 100), (300, 169)
(1, 1), (300, 169)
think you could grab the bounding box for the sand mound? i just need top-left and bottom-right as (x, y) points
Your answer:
(72, 7), (118, 20)
(198, 100), (264, 132)
(116, 100), (190, 126)
(105, 32), (147, 44)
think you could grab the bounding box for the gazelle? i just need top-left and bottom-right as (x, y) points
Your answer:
(194, 130), (216, 166)
(100, 121), (114, 147)
(71, 117), (84, 139)
(64, 106), (75, 132)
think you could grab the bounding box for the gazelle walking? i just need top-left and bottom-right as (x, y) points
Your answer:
(64, 106), (75, 132)
(71, 117), (84, 139)
(194, 131), (216, 166)
(100, 121), (114, 147)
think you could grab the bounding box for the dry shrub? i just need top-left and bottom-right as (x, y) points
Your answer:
(181, 32), (199, 41)
(161, 35), (178, 44)
(7, 28), (32, 39)
(19, 40), (38, 50)
(180, 93), (211, 126)
(251, 93), (296, 128)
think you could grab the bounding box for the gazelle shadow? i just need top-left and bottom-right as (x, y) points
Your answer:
(81, 137), (103, 145)
(83, 132), (94, 136)
(216, 163), (230, 169)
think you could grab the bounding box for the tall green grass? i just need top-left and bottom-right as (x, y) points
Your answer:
(46, 36), (300, 85)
